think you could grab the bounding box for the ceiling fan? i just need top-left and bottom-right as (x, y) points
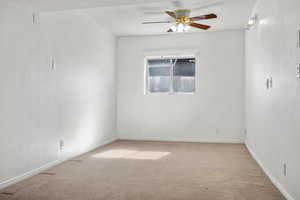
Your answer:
(141, 1), (222, 32)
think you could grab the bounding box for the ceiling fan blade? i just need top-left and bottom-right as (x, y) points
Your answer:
(167, 28), (173, 32)
(165, 11), (177, 18)
(190, 14), (217, 21)
(142, 21), (171, 24)
(189, 23), (211, 30)
(193, 1), (224, 11)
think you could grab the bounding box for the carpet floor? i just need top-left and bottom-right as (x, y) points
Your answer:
(0, 140), (285, 200)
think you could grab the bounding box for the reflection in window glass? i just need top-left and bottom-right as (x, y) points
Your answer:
(146, 57), (195, 94)
(173, 58), (195, 93)
(148, 59), (171, 93)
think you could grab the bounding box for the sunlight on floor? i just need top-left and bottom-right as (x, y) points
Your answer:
(92, 149), (170, 160)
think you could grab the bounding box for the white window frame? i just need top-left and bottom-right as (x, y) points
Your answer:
(144, 55), (196, 95)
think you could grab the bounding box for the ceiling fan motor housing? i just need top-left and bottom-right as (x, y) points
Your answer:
(174, 9), (191, 25)
(176, 16), (191, 25)
(175, 9), (191, 17)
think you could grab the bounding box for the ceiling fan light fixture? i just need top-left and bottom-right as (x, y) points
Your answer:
(171, 23), (190, 32)
(184, 24), (191, 31)
(177, 23), (185, 32)
(171, 25), (177, 32)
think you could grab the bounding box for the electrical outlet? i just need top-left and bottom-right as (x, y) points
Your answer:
(50, 58), (56, 71)
(266, 78), (270, 90)
(32, 12), (39, 24)
(59, 140), (64, 151)
(283, 163), (287, 176)
(296, 64), (300, 78)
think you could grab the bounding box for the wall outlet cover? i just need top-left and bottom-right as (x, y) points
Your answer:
(283, 163), (287, 176)
(266, 78), (270, 90)
(51, 58), (56, 71)
(59, 140), (64, 150)
(32, 13), (40, 24)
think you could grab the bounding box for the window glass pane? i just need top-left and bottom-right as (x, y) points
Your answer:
(173, 58), (195, 93)
(148, 59), (171, 93)
(148, 59), (171, 67)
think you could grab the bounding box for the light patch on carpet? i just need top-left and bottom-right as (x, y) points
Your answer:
(125, 151), (170, 160)
(92, 149), (170, 160)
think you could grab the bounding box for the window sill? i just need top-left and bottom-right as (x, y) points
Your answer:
(145, 92), (195, 95)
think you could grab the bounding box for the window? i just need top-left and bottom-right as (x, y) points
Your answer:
(145, 56), (195, 94)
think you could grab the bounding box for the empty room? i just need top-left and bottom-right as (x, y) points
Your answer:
(0, 0), (299, 199)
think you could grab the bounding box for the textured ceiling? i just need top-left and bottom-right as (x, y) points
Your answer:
(1, 0), (181, 11)
(1, 0), (256, 36)
(87, 0), (257, 36)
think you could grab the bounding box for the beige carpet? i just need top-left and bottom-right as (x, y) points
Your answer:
(0, 140), (285, 200)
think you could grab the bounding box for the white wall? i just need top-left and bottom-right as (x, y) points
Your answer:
(245, 0), (300, 199)
(0, 6), (116, 187)
(117, 30), (245, 143)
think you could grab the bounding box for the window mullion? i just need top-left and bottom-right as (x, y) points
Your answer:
(170, 59), (174, 94)
(146, 62), (150, 94)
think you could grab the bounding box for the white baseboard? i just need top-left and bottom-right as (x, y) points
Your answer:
(0, 137), (117, 190)
(0, 159), (61, 191)
(245, 141), (295, 200)
(119, 136), (244, 144)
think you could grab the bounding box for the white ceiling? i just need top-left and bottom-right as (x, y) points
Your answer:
(2, 0), (256, 36)
(87, 0), (257, 36)
(1, 0), (168, 11)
